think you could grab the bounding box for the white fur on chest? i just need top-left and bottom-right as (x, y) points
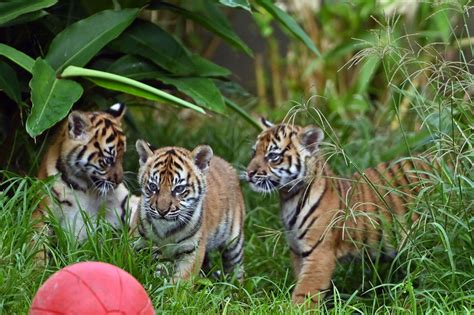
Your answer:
(52, 183), (131, 241)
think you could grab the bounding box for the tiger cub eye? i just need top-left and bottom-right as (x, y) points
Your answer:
(148, 183), (158, 193)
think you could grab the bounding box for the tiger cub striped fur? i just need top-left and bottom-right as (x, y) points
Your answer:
(246, 119), (429, 304)
(135, 141), (245, 282)
(34, 103), (139, 243)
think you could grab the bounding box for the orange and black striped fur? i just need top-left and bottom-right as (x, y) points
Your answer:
(246, 119), (430, 304)
(34, 103), (139, 243)
(135, 141), (245, 282)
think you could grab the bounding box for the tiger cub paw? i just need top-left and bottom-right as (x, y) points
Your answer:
(291, 292), (322, 305)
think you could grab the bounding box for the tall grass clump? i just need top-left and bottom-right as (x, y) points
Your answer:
(285, 4), (473, 312)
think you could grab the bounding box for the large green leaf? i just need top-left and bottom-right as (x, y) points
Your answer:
(107, 53), (230, 81)
(161, 1), (252, 56)
(27, 59), (83, 137)
(88, 77), (173, 104)
(256, 0), (320, 56)
(107, 55), (164, 80)
(157, 77), (226, 114)
(0, 61), (21, 103)
(107, 56), (227, 114)
(110, 20), (195, 76)
(192, 0), (252, 56)
(189, 54), (231, 77)
(0, 0), (56, 25)
(218, 0), (251, 11)
(45, 8), (139, 71)
(0, 43), (35, 73)
(61, 66), (205, 114)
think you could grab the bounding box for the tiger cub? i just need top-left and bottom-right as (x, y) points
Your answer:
(135, 140), (245, 282)
(246, 119), (430, 304)
(34, 103), (139, 244)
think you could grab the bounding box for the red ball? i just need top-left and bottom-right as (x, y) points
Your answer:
(30, 261), (154, 315)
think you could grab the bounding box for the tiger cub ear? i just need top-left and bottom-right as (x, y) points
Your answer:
(136, 139), (153, 166)
(68, 111), (91, 141)
(299, 126), (324, 154)
(106, 102), (126, 120)
(192, 145), (213, 172)
(259, 117), (274, 129)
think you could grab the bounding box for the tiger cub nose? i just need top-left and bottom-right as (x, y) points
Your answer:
(157, 208), (169, 217)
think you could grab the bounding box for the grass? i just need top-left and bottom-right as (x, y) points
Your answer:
(1, 97), (472, 313)
(1, 6), (473, 314)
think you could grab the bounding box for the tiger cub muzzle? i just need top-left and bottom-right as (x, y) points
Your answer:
(146, 187), (182, 220)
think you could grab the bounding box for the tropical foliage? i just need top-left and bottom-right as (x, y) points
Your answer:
(0, 0), (317, 140)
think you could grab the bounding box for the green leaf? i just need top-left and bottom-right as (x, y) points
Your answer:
(80, 0), (149, 14)
(107, 55), (164, 80)
(88, 76), (172, 104)
(45, 8), (139, 71)
(0, 10), (48, 27)
(218, 0), (251, 11)
(107, 53), (230, 80)
(61, 66), (205, 114)
(189, 54), (231, 77)
(148, 2), (251, 57)
(0, 0), (56, 25)
(27, 59), (83, 137)
(256, 0), (320, 56)
(195, 1), (252, 56)
(107, 56), (227, 113)
(109, 55), (230, 83)
(0, 61), (21, 103)
(0, 43), (35, 73)
(160, 1), (252, 56)
(110, 20), (195, 76)
(157, 77), (226, 114)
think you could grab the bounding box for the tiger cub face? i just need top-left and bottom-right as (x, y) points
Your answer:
(246, 118), (324, 193)
(136, 140), (212, 222)
(62, 103), (126, 195)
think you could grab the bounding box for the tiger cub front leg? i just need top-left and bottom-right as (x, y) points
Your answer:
(171, 239), (206, 283)
(292, 245), (336, 304)
(222, 231), (245, 282)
